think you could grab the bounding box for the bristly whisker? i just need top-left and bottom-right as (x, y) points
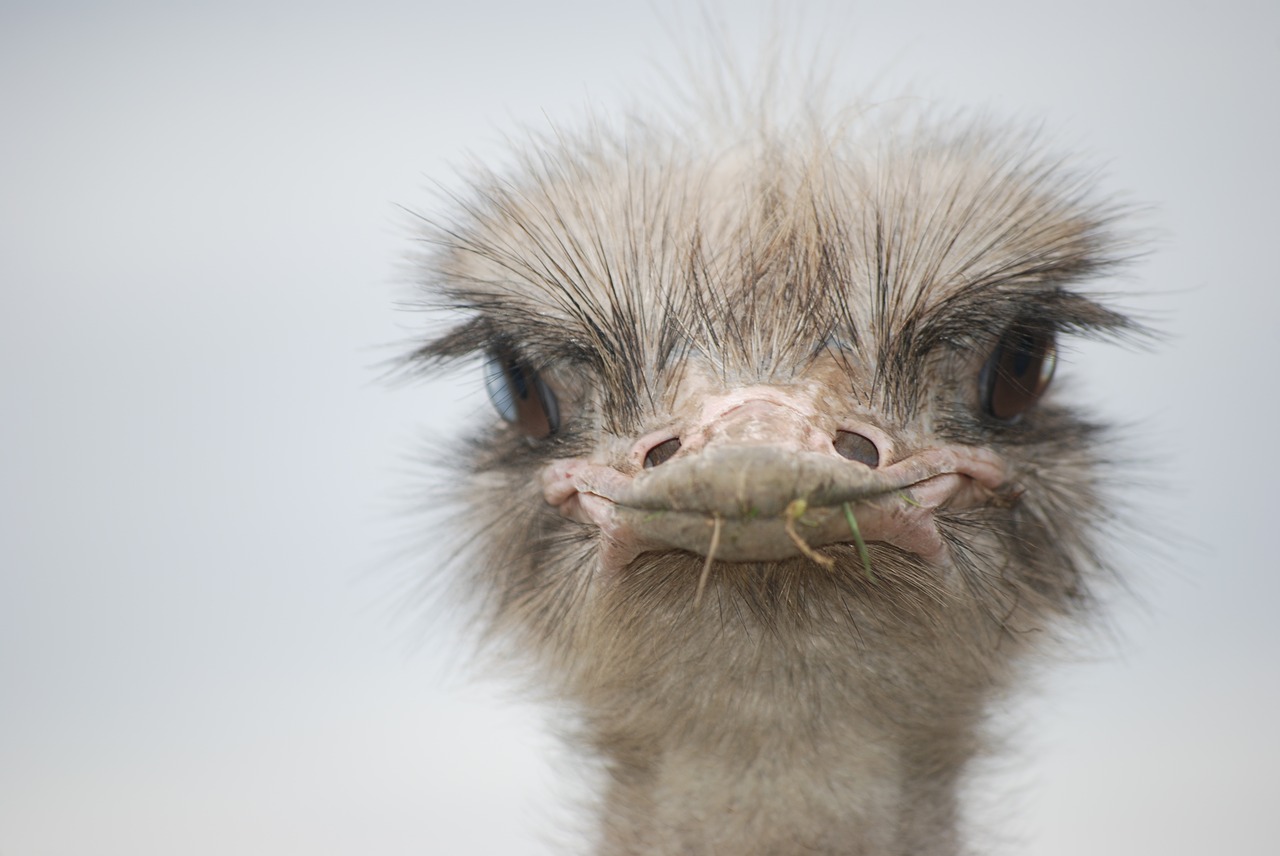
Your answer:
(694, 515), (722, 609)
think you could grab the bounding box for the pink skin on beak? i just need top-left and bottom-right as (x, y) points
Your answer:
(540, 388), (1011, 575)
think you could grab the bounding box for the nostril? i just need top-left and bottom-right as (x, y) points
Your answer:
(833, 430), (880, 468)
(643, 437), (682, 469)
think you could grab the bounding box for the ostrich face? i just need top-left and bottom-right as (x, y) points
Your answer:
(417, 123), (1132, 718)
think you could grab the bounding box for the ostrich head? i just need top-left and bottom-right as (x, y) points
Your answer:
(411, 103), (1135, 853)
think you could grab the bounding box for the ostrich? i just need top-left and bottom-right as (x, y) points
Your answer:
(410, 86), (1137, 854)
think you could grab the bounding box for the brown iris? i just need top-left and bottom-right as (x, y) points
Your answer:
(981, 327), (1057, 421)
(484, 349), (560, 438)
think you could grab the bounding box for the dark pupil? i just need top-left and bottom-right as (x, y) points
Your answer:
(507, 360), (530, 400)
(1009, 335), (1036, 380)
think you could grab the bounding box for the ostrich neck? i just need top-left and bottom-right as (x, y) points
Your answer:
(587, 670), (976, 855)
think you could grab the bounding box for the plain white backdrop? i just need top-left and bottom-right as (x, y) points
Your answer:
(2, 1), (1276, 853)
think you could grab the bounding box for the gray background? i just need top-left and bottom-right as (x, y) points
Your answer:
(2, 1), (1276, 853)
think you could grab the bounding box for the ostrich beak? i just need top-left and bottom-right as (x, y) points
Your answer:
(541, 390), (1012, 573)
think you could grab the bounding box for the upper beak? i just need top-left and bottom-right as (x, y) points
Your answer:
(541, 390), (1010, 569)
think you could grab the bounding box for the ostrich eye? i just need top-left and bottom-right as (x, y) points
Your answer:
(980, 327), (1057, 422)
(484, 350), (560, 438)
